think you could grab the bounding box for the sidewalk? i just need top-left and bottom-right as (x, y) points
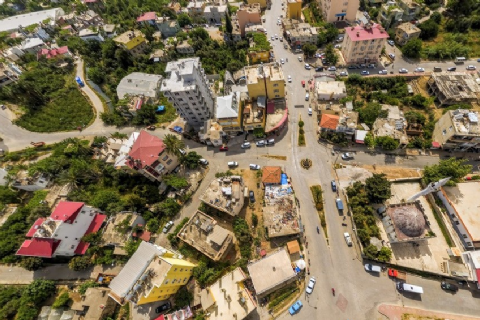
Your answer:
(378, 303), (480, 320)
(0, 264), (123, 284)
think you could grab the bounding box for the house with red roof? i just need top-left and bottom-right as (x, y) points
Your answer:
(319, 114), (340, 132)
(341, 23), (389, 65)
(37, 46), (71, 60)
(137, 12), (157, 26)
(16, 201), (106, 258)
(124, 131), (180, 182)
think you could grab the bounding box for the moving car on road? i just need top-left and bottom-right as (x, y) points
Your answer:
(306, 277), (316, 294)
(280, 58), (285, 64)
(331, 180), (337, 191)
(389, 53), (395, 60)
(298, 56), (303, 62)
(344, 232), (352, 246)
(288, 75), (292, 82)
(289, 300), (303, 315)
(308, 107), (312, 115)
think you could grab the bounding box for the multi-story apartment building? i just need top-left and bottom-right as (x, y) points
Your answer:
(318, 0), (360, 22)
(427, 73), (480, 107)
(247, 0), (267, 9)
(109, 241), (195, 305)
(244, 62), (285, 100)
(397, 0), (421, 21)
(125, 131), (180, 182)
(284, 22), (318, 47)
(0, 62), (21, 87)
(341, 23), (388, 64)
(234, 3), (261, 37)
(432, 109), (480, 151)
(287, 0), (302, 20)
(161, 58), (214, 127)
(113, 30), (147, 57)
(216, 91), (243, 133)
(395, 22), (421, 46)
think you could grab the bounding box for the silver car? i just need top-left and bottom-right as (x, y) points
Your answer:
(306, 277), (316, 294)
(256, 140), (265, 147)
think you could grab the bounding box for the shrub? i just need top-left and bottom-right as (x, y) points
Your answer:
(52, 292), (71, 309)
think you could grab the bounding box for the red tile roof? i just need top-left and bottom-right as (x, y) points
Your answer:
(16, 239), (60, 258)
(50, 201), (84, 222)
(262, 166), (282, 184)
(74, 241), (90, 255)
(126, 131), (166, 170)
(38, 46), (70, 59)
(320, 114), (340, 130)
(137, 12), (156, 22)
(85, 214), (107, 234)
(26, 218), (46, 237)
(345, 23), (389, 42)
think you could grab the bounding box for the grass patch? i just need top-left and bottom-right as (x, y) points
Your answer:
(15, 77), (94, 132)
(155, 98), (178, 124)
(268, 285), (299, 310)
(310, 185), (327, 237)
(429, 198), (453, 247)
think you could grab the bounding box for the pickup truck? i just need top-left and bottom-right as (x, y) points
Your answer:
(336, 198), (344, 211)
(388, 268), (406, 281)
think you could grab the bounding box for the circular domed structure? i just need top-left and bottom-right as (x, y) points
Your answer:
(392, 206), (426, 237)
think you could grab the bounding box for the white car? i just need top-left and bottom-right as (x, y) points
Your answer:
(163, 221), (174, 233)
(378, 70), (388, 75)
(344, 232), (352, 246)
(298, 56), (303, 62)
(249, 164), (261, 170)
(305, 63), (311, 70)
(275, 34), (278, 39)
(389, 53), (395, 60)
(339, 71), (348, 76)
(256, 140), (266, 147)
(306, 277), (316, 294)
(336, 36), (344, 43)
(341, 152), (354, 160)
(388, 40), (395, 46)
(334, 44), (341, 49)
(399, 68), (408, 73)
(271, 36), (275, 40)
(241, 142), (251, 149)
(227, 161), (238, 167)
(288, 75), (292, 82)
(415, 67), (425, 72)
(327, 66), (336, 71)
(467, 65), (477, 70)
(280, 58), (285, 64)
(308, 107), (312, 115)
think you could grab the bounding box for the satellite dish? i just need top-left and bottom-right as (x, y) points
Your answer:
(408, 177), (451, 201)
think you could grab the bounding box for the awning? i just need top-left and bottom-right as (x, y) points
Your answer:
(431, 141), (441, 148)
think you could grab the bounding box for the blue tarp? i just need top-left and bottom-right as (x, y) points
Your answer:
(156, 105), (165, 113)
(281, 173), (288, 185)
(173, 126), (183, 133)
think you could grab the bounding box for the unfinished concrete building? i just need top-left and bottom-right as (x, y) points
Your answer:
(200, 176), (245, 216)
(427, 73), (480, 107)
(177, 211), (234, 261)
(432, 109), (480, 151)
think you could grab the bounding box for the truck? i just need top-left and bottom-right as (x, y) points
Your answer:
(336, 198), (344, 211)
(388, 268), (407, 281)
(397, 282), (423, 294)
(75, 76), (85, 87)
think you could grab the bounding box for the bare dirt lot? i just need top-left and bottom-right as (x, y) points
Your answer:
(359, 165), (422, 179)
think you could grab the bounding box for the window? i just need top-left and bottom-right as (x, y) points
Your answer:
(172, 279), (177, 284)
(183, 277), (187, 282)
(200, 117), (205, 120)
(455, 221), (459, 225)
(273, 83), (279, 87)
(178, 98), (183, 102)
(442, 129), (447, 135)
(192, 103), (196, 106)
(162, 155), (169, 161)
(174, 268), (177, 271)
(174, 93), (179, 96)
(167, 160), (172, 165)
(195, 108), (199, 111)
(189, 97), (193, 100)
(275, 95), (280, 98)
(274, 89), (279, 93)
(180, 268), (183, 272)
(463, 234), (468, 238)
(164, 280), (169, 284)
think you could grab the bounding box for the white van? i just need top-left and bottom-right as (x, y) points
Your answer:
(227, 161), (238, 167)
(344, 232), (352, 246)
(397, 282), (423, 294)
(455, 57), (466, 64)
(305, 93), (310, 101)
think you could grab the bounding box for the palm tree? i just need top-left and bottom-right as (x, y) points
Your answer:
(163, 134), (185, 158)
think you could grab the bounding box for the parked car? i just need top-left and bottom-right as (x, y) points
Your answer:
(336, 36), (344, 42)
(441, 282), (459, 292)
(179, 149), (186, 156)
(467, 65), (477, 70)
(162, 221), (174, 233)
(0, 105), (6, 110)
(378, 70), (388, 75)
(308, 107), (312, 115)
(249, 164), (261, 170)
(364, 264), (382, 273)
(305, 63), (311, 70)
(388, 53), (395, 60)
(280, 58), (285, 64)
(249, 190), (255, 203)
(219, 145), (228, 151)
(348, 65), (357, 69)
(341, 152), (354, 160)
(327, 66), (336, 71)
(331, 180), (337, 192)
(155, 302), (172, 314)
(399, 68), (408, 73)
(388, 40), (395, 46)
(227, 161), (238, 167)
(447, 67), (457, 71)
(288, 75), (292, 82)
(415, 67), (425, 72)
(368, 64), (376, 69)
(315, 67), (324, 72)
(344, 232), (352, 246)
(298, 56), (303, 62)
(361, 70), (370, 75)
(266, 138), (275, 145)
(339, 71), (348, 76)
(334, 44), (341, 49)
(241, 142), (251, 149)
(256, 140), (266, 147)
(288, 300), (303, 315)
(306, 277), (316, 294)
(199, 158), (209, 165)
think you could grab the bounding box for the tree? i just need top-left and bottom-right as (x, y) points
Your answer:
(163, 174), (189, 190)
(23, 280), (56, 304)
(20, 257), (44, 271)
(430, 11), (442, 24)
(324, 44), (338, 65)
(177, 13), (192, 27)
(87, 67), (105, 84)
(133, 104), (156, 125)
(358, 102), (381, 127)
(181, 151), (202, 169)
(364, 133), (376, 148)
(0, 186), (19, 204)
(174, 287), (192, 307)
(401, 38), (422, 58)
(302, 43), (317, 57)
(163, 134), (185, 157)
(365, 173), (391, 203)
(81, 232), (102, 246)
(146, 218), (160, 232)
(124, 239), (141, 257)
(423, 158), (472, 184)
(405, 111), (426, 125)
(78, 281), (99, 295)
(52, 292), (71, 309)
(377, 246), (392, 262)
(154, 198), (181, 217)
(375, 136), (399, 150)
(418, 19), (439, 40)
(363, 244), (378, 260)
(447, 0), (475, 16)
(225, 13), (233, 34)
(68, 256), (92, 271)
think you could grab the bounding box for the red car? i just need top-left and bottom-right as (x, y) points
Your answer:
(219, 146), (228, 151)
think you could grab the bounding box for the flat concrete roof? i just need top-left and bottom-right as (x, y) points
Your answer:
(263, 186), (300, 238)
(444, 182), (480, 241)
(247, 248), (296, 295)
(200, 176), (244, 216)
